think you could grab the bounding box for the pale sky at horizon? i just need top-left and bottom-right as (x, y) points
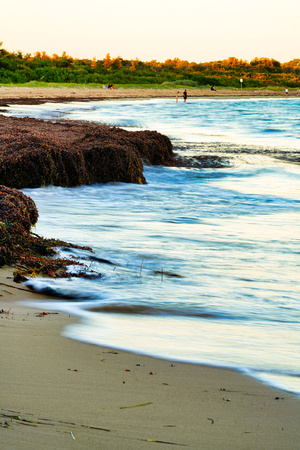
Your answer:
(2, 0), (300, 63)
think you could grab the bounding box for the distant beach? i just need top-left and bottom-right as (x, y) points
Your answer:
(0, 85), (298, 106)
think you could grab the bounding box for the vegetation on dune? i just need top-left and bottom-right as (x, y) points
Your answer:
(0, 43), (299, 88)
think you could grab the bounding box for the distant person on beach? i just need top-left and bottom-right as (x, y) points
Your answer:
(285, 88), (288, 95)
(183, 89), (187, 102)
(108, 83), (115, 89)
(176, 91), (179, 102)
(211, 86), (216, 91)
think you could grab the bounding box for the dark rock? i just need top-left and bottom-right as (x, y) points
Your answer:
(174, 154), (232, 168)
(88, 255), (118, 266)
(13, 272), (28, 283)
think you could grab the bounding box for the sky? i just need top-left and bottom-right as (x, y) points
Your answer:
(2, 0), (300, 63)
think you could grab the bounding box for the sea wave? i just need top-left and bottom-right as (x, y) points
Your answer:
(11, 97), (300, 396)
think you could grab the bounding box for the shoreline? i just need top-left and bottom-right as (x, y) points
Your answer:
(0, 85), (299, 107)
(1, 267), (300, 449)
(1, 89), (300, 448)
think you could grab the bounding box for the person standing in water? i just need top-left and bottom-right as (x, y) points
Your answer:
(183, 89), (187, 102)
(176, 91), (179, 102)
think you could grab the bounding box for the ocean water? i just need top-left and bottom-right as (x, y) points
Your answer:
(4, 97), (300, 394)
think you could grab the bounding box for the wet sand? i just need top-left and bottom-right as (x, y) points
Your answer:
(1, 267), (300, 449)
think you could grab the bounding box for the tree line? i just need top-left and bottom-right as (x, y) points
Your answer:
(1, 43), (299, 88)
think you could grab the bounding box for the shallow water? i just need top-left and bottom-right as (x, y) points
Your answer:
(5, 97), (300, 394)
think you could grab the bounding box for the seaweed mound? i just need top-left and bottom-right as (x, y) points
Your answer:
(0, 116), (175, 188)
(0, 186), (94, 278)
(79, 126), (174, 166)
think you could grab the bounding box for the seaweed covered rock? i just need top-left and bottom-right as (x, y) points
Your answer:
(0, 186), (95, 278)
(0, 116), (175, 188)
(0, 185), (38, 232)
(79, 126), (174, 166)
(133, 130), (174, 165)
(0, 186), (39, 267)
(0, 134), (87, 188)
(81, 143), (144, 185)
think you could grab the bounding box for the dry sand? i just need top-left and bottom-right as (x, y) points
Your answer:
(0, 85), (296, 106)
(1, 267), (300, 449)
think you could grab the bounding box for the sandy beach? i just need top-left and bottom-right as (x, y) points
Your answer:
(0, 85), (297, 107)
(1, 86), (300, 449)
(1, 267), (300, 449)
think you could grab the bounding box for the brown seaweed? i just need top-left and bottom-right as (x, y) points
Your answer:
(0, 116), (175, 188)
(0, 186), (95, 278)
